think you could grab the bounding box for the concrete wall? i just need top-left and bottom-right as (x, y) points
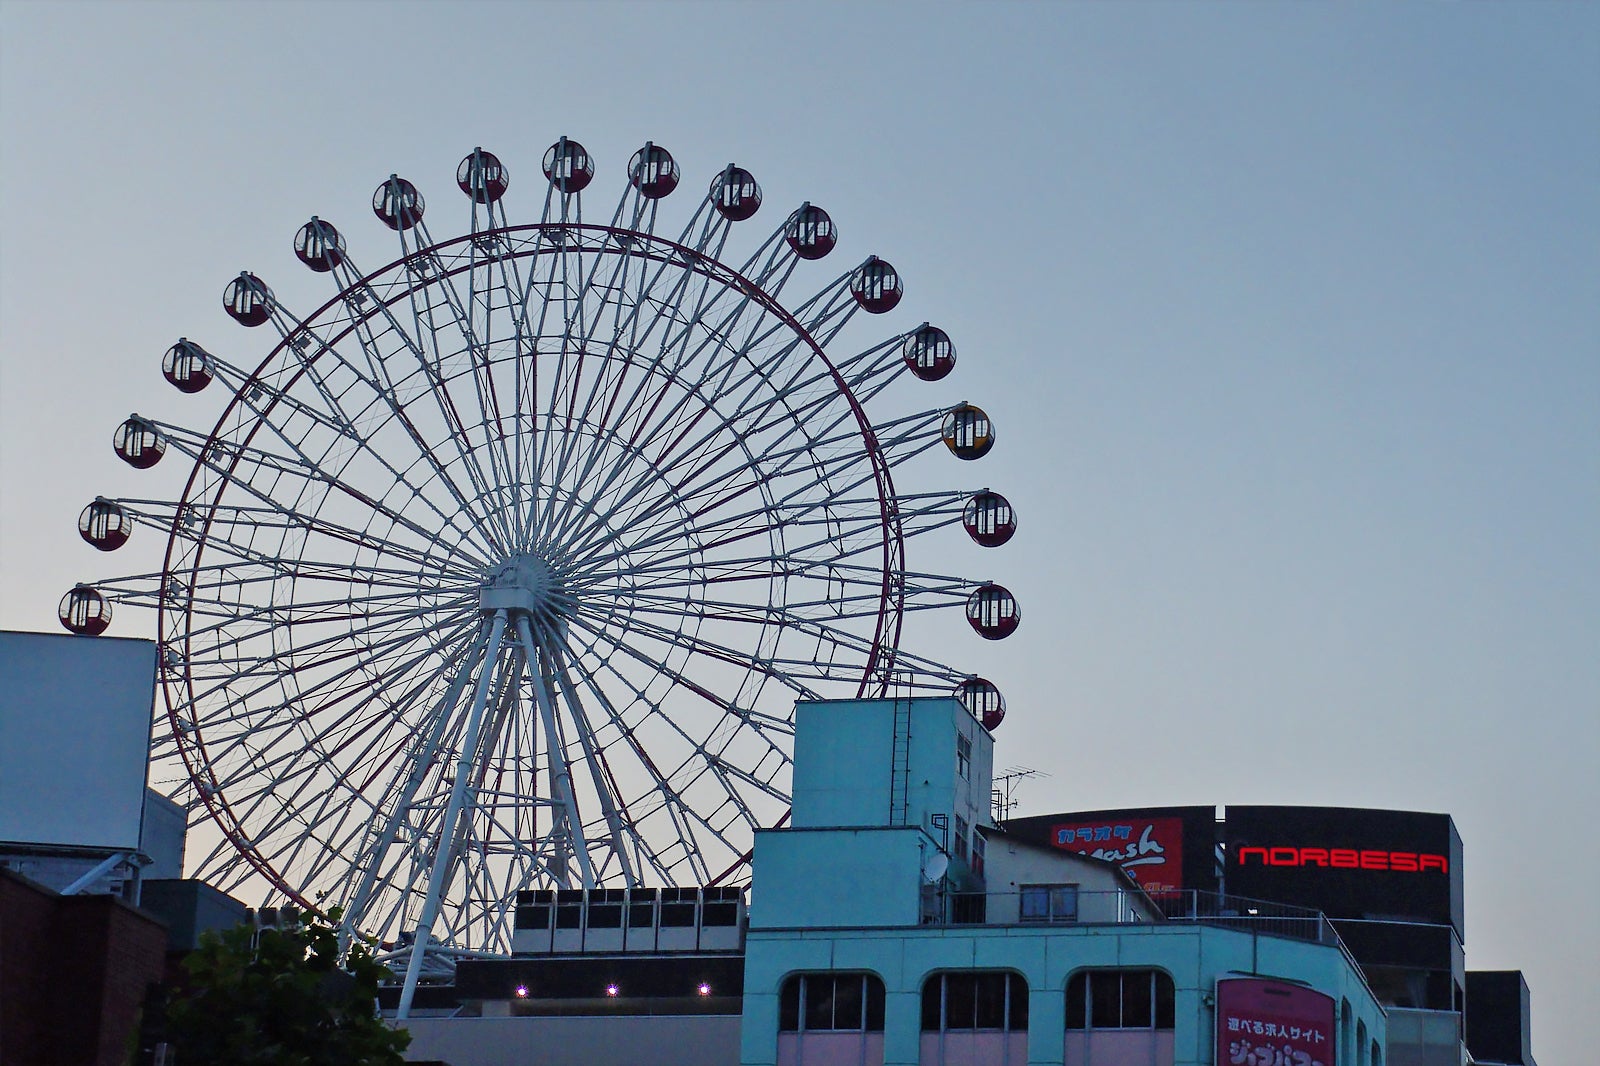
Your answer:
(750, 826), (929, 929)
(792, 700), (898, 828)
(741, 922), (1386, 1066)
(790, 698), (994, 845)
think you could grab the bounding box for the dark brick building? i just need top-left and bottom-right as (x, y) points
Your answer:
(1, 867), (167, 1066)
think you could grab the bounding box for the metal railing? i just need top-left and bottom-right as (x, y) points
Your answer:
(931, 888), (1151, 927)
(1151, 889), (1338, 946)
(931, 888), (1341, 948)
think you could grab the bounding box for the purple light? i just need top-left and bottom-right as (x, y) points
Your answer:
(514, 984), (528, 998)
(697, 982), (712, 996)
(605, 983), (620, 997)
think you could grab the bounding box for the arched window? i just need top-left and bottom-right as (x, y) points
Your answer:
(778, 972), (885, 1066)
(920, 971), (1028, 1065)
(1066, 970), (1175, 1029)
(1065, 970), (1175, 1066)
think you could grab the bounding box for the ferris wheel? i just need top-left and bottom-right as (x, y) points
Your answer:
(61, 140), (1020, 968)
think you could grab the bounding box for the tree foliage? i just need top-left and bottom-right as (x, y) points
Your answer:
(164, 907), (410, 1066)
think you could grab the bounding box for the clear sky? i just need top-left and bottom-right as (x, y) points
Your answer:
(2, 2), (1594, 1060)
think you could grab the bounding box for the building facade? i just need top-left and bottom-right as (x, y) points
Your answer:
(739, 697), (1386, 1066)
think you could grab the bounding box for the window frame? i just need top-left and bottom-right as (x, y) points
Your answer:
(921, 970), (1030, 1033)
(1065, 969), (1175, 1031)
(1019, 883), (1079, 924)
(779, 972), (887, 1033)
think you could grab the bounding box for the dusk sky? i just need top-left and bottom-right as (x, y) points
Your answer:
(1, 3), (1594, 1060)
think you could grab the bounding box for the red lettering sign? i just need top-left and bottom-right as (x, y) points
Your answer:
(1235, 846), (1447, 874)
(1050, 817), (1185, 894)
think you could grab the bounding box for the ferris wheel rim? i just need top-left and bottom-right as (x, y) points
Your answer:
(152, 218), (910, 909)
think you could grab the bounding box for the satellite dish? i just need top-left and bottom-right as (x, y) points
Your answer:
(924, 852), (950, 883)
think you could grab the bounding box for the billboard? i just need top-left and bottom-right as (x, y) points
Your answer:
(1216, 977), (1335, 1066)
(1224, 806), (1464, 938)
(0, 631), (157, 851)
(1003, 806), (1216, 895)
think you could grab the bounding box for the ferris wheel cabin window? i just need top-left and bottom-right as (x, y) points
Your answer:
(778, 973), (885, 1066)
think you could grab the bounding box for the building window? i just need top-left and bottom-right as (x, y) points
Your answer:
(921, 972), (1028, 1066)
(953, 815), (970, 863)
(922, 971), (1029, 1031)
(957, 732), (972, 779)
(971, 833), (986, 878)
(780, 973), (886, 1033)
(1065, 970), (1174, 1030)
(1019, 884), (1077, 923)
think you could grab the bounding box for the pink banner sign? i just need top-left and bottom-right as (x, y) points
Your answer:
(1216, 978), (1336, 1066)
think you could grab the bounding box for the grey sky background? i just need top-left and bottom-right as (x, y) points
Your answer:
(1, 2), (1594, 1059)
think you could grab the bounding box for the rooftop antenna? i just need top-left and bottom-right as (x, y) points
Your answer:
(991, 766), (1048, 826)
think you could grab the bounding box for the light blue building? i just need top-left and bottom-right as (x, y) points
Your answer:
(740, 697), (1386, 1066)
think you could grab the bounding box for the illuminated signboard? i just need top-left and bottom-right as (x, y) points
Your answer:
(1002, 806), (1217, 895)
(1215, 978), (1335, 1066)
(1224, 806), (1464, 937)
(1234, 846), (1448, 873)
(1049, 815), (1185, 893)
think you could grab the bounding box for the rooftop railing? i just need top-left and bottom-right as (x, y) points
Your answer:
(933, 888), (1342, 949)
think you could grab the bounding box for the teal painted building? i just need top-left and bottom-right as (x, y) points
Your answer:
(741, 698), (1386, 1066)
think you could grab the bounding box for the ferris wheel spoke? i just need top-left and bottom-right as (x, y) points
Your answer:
(565, 605), (806, 735)
(543, 645), (679, 884)
(549, 354), (879, 562)
(122, 497), (471, 576)
(173, 589), (471, 658)
(536, 253), (768, 548)
(484, 245), (548, 550)
(513, 617), (593, 886)
(543, 646), (646, 886)
(175, 605), (477, 728)
(332, 266), (523, 548)
(152, 418), (492, 566)
(573, 400), (944, 560)
(390, 253), (520, 550)
(534, 297), (699, 544)
(589, 488), (969, 579)
(579, 499), (886, 582)
(529, 238), (678, 541)
(547, 626), (750, 880)
(338, 621), (493, 938)
(587, 599), (888, 695)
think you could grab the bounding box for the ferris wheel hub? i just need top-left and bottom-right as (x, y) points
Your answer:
(478, 553), (569, 621)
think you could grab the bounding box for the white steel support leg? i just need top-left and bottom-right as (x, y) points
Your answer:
(340, 625), (491, 953)
(515, 615), (595, 889)
(549, 645), (637, 886)
(397, 610), (508, 1020)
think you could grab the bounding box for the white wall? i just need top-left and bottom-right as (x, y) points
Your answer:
(0, 631), (156, 850)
